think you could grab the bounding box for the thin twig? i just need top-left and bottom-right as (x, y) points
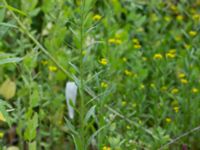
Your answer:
(159, 125), (200, 150)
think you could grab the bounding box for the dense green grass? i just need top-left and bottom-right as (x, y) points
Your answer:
(0, 0), (200, 149)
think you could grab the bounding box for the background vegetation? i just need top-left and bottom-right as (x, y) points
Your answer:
(0, 0), (200, 149)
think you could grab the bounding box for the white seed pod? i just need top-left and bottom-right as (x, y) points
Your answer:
(65, 82), (78, 119)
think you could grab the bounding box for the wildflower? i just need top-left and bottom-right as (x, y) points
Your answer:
(108, 38), (122, 45)
(171, 88), (179, 94)
(132, 38), (139, 44)
(65, 82), (78, 119)
(166, 53), (176, 58)
(150, 83), (155, 88)
(153, 53), (163, 59)
(108, 38), (115, 44)
(180, 79), (188, 84)
(124, 70), (132, 76)
(122, 57), (127, 62)
(48, 65), (57, 72)
(165, 117), (172, 123)
(115, 39), (122, 45)
(0, 132), (4, 138)
(164, 16), (171, 22)
(173, 106), (179, 113)
(161, 86), (167, 91)
(93, 14), (102, 21)
(102, 146), (111, 150)
(132, 103), (137, 108)
(101, 82), (108, 88)
(41, 60), (48, 65)
(192, 14), (200, 20)
(0, 112), (6, 122)
(189, 30), (197, 37)
(175, 36), (182, 41)
(82, 50), (86, 56)
(126, 125), (131, 129)
(99, 58), (108, 65)
(176, 15), (183, 21)
(192, 87), (199, 93)
(140, 84), (145, 89)
(178, 73), (186, 78)
(121, 101), (127, 106)
(170, 4), (177, 12)
(142, 57), (147, 61)
(133, 44), (141, 49)
(184, 44), (191, 49)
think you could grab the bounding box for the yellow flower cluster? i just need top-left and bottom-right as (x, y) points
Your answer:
(171, 88), (179, 94)
(0, 131), (4, 138)
(108, 36), (122, 45)
(178, 72), (188, 84)
(48, 65), (58, 72)
(102, 146), (111, 150)
(165, 117), (172, 123)
(173, 106), (179, 113)
(93, 14), (102, 21)
(124, 69), (132, 76)
(99, 58), (108, 65)
(192, 87), (199, 93)
(153, 53), (163, 60)
(166, 49), (176, 59)
(132, 38), (141, 49)
(101, 82), (108, 88)
(189, 30), (197, 37)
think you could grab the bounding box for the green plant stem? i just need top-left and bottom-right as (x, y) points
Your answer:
(79, 0), (86, 149)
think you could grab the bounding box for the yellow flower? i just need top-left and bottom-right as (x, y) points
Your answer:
(173, 106), (179, 113)
(48, 65), (58, 72)
(142, 57), (147, 61)
(180, 79), (188, 84)
(150, 83), (155, 88)
(166, 53), (176, 58)
(115, 39), (122, 45)
(124, 70), (132, 76)
(82, 50), (86, 56)
(165, 117), (172, 123)
(171, 88), (179, 94)
(108, 38), (115, 44)
(132, 103), (137, 108)
(192, 14), (200, 20)
(122, 57), (127, 62)
(134, 44), (141, 49)
(0, 132), (4, 138)
(189, 30), (197, 37)
(161, 86), (167, 91)
(192, 87), (199, 93)
(140, 84), (145, 89)
(153, 53), (163, 59)
(0, 112), (6, 122)
(178, 73), (186, 78)
(164, 16), (171, 22)
(184, 44), (191, 49)
(93, 14), (102, 21)
(99, 58), (108, 65)
(101, 82), (108, 88)
(126, 125), (131, 129)
(41, 60), (48, 65)
(132, 38), (139, 44)
(121, 101), (127, 106)
(170, 4), (177, 12)
(176, 15), (183, 21)
(102, 146), (111, 150)
(108, 38), (122, 45)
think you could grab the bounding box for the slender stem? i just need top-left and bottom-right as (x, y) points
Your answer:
(79, 0), (86, 149)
